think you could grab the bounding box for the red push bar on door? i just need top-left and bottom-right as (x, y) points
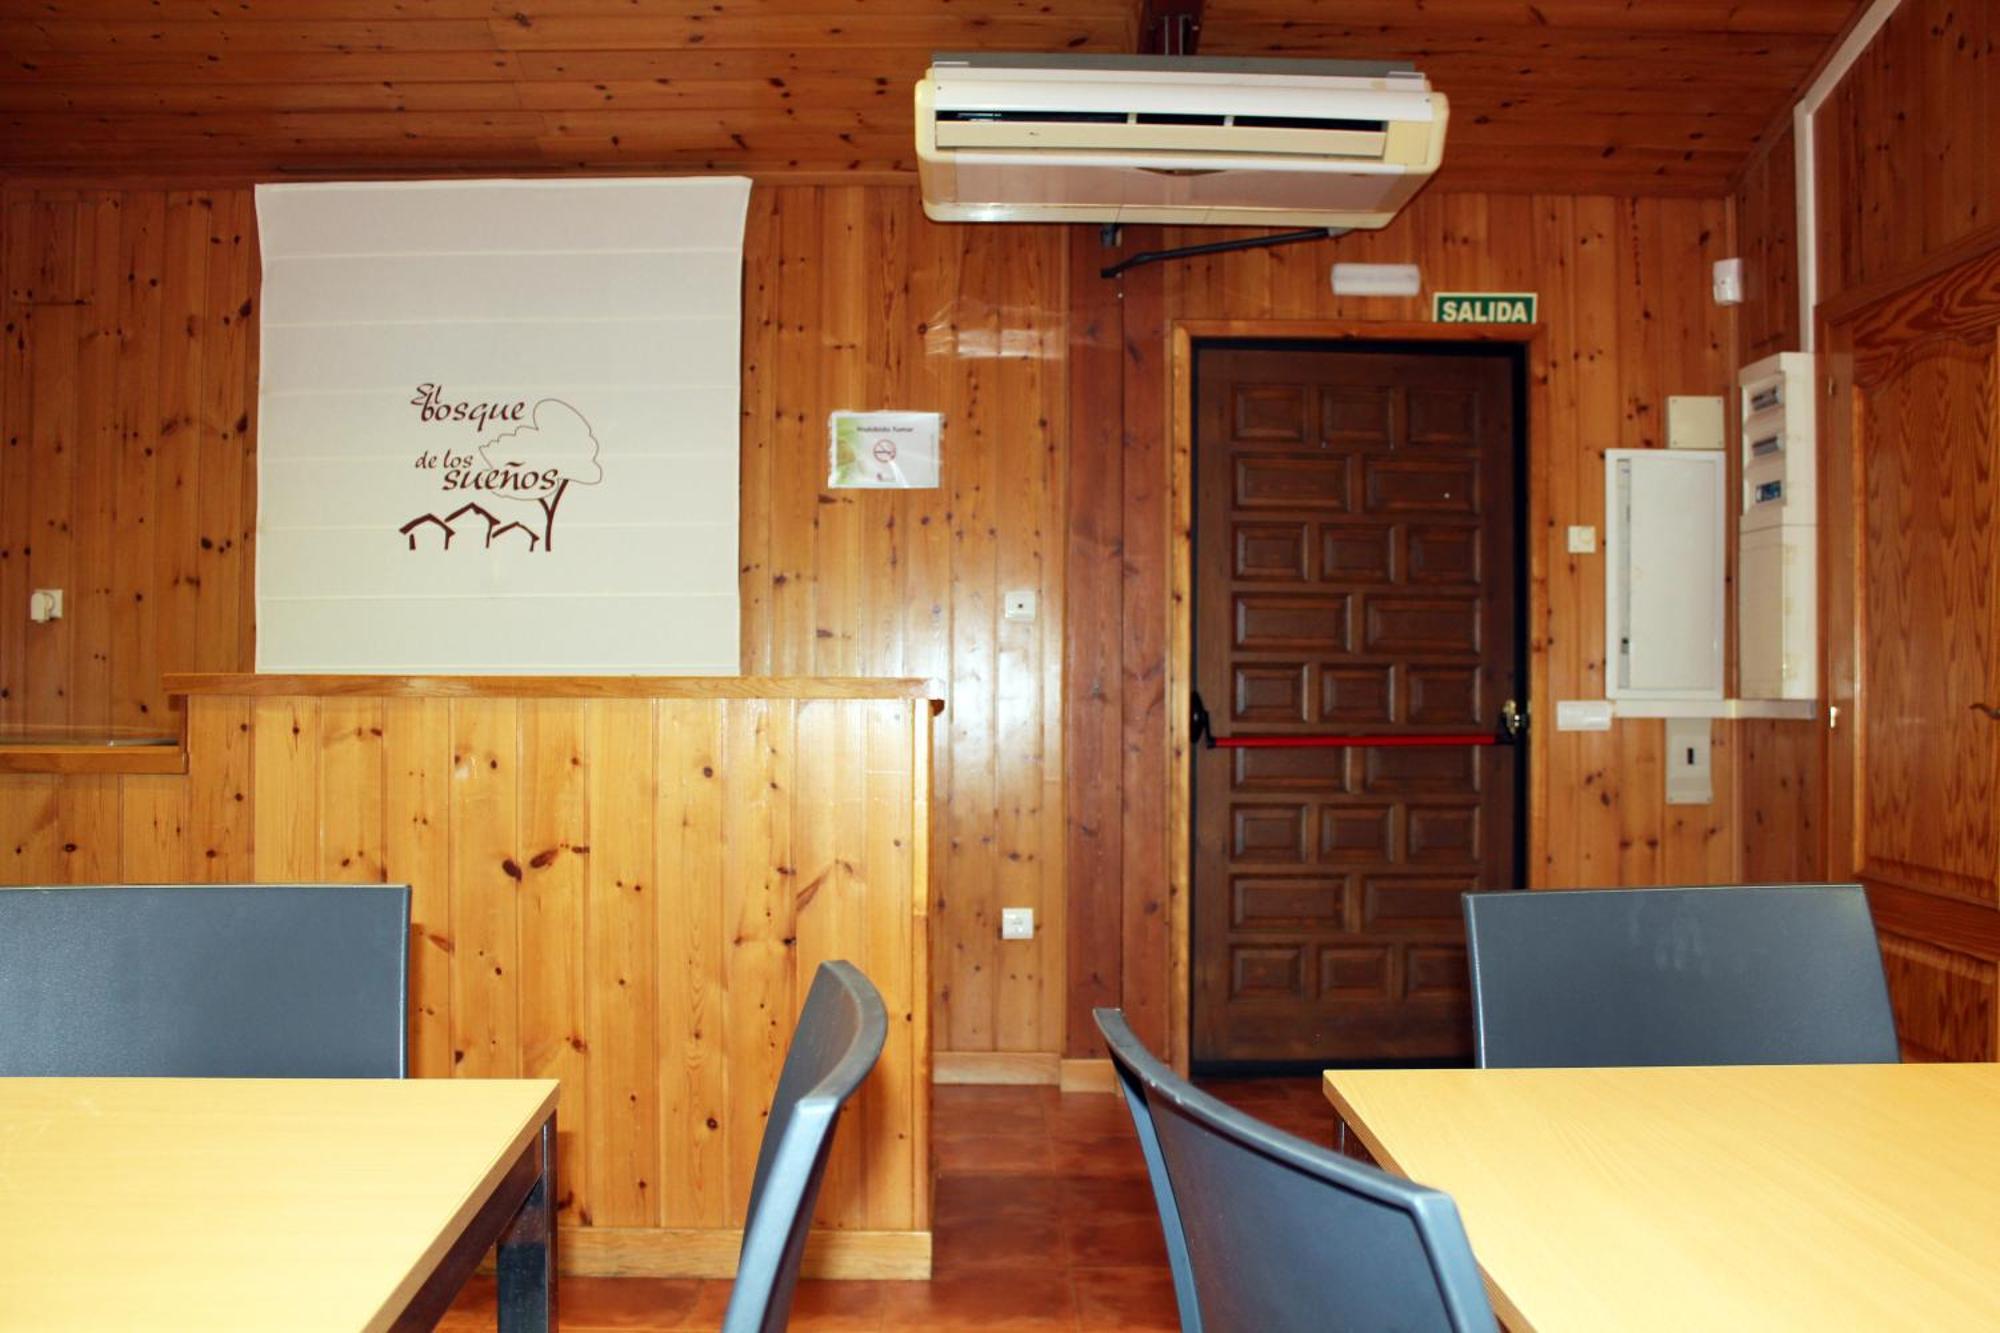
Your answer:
(1188, 691), (1513, 750)
(1210, 733), (1498, 749)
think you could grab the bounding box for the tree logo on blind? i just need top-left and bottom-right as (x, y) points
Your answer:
(400, 386), (603, 554)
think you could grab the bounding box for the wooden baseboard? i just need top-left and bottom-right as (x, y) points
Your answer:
(932, 1050), (1060, 1085)
(561, 1227), (932, 1280)
(1058, 1057), (1117, 1094)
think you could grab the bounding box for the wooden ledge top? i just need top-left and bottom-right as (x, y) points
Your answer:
(0, 744), (187, 775)
(164, 673), (942, 704)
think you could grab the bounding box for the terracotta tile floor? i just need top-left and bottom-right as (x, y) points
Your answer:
(440, 1076), (1332, 1331)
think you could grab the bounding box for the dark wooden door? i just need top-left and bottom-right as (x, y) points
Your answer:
(1191, 345), (1521, 1066)
(1824, 240), (2000, 1061)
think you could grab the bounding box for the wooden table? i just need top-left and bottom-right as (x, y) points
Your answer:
(1324, 1063), (2000, 1332)
(0, 1077), (559, 1330)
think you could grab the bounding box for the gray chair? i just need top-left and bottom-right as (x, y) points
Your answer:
(0, 883), (409, 1077)
(723, 961), (887, 1333)
(1462, 883), (1901, 1069)
(1095, 1008), (1497, 1333)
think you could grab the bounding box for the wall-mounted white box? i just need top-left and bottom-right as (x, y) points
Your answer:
(1666, 395), (1725, 451)
(1739, 525), (1818, 700)
(1605, 449), (1725, 700)
(1739, 352), (1816, 532)
(1737, 351), (1817, 701)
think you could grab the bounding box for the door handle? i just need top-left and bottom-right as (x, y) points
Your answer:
(1499, 699), (1526, 741)
(1971, 703), (2000, 721)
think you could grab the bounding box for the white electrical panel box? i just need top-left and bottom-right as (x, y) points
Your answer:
(1737, 352), (1818, 700)
(1739, 526), (1817, 699)
(1739, 352), (1816, 531)
(1606, 449), (1726, 700)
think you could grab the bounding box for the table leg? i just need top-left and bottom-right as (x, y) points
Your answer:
(497, 1112), (557, 1333)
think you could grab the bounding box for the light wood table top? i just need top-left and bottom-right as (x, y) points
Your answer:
(0, 1077), (559, 1330)
(1324, 1063), (2000, 1333)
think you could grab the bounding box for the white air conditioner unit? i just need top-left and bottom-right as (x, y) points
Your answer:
(915, 54), (1448, 228)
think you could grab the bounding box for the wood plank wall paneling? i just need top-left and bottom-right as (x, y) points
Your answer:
(736, 186), (1069, 1061)
(0, 186), (257, 737)
(1724, 0), (2000, 1056)
(1813, 0), (1996, 307)
(1064, 191), (1744, 1059)
(0, 689), (933, 1270)
(1728, 123), (1824, 888)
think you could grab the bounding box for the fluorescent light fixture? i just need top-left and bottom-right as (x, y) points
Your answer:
(1331, 262), (1421, 296)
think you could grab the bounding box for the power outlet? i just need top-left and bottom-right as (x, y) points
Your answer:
(1000, 907), (1035, 941)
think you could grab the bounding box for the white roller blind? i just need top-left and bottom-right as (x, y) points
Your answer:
(254, 177), (750, 674)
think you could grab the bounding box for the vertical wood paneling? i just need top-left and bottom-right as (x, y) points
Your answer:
(185, 694), (250, 880)
(449, 696), (522, 1079)
(516, 698), (590, 1226)
(382, 695), (452, 1078)
(0, 777), (59, 883)
(111, 191), (166, 734)
(1064, 226), (1126, 1057)
(70, 197), (120, 735)
(656, 698), (727, 1229)
(250, 695), (319, 880)
(739, 187), (1067, 1060)
(0, 187), (255, 738)
(1731, 125), (1822, 886)
(721, 696), (794, 1222)
(790, 696), (860, 1224)
(118, 773), (188, 882)
(584, 697), (660, 1228)
(319, 699), (386, 884)
(1813, 0), (2000, 307)
(863, 699), (920, 1228)
(24, 197), (78, 729)
(54, 774), (119, 882)
(0, 198), (32, 736)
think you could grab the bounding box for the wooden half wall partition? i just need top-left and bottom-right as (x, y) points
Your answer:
(0, 674), (937, 1279)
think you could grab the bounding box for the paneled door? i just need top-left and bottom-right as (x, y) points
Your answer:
(1191, 345), (1522, 1066)
(1825, 241), (2000, 1061)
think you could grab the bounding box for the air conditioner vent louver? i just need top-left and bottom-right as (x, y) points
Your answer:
(936, 110), (1390, 136)
(917, 53), (1448, 228)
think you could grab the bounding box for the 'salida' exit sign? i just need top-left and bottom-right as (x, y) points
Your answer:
(1433, 291), (1538, 324)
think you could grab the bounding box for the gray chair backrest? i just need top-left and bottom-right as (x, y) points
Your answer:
(723, 961), (887, 1333)
(0, 884), (409, 1078)
(1095, 1009), (1497, 1333)
(1463, 883), (1901, 1069)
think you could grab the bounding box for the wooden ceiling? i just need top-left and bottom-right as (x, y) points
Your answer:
(1, 0), (1865, 195)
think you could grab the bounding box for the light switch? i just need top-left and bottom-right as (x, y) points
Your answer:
(1000, 907), (1035, 940)
(1003, 589), (1037, 623)
(1566, 525), (1597, 555)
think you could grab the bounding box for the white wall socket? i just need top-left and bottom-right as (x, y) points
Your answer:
(28, 589), (62, 623)
(1002, 589), (1037, 623)
(1000, 906), (1035, 940)
(1566, 525), (1597, 555)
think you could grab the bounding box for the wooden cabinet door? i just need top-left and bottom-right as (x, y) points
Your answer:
(1190, 345), (1522, 1066)
(1825, 241), (2000, 1061)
